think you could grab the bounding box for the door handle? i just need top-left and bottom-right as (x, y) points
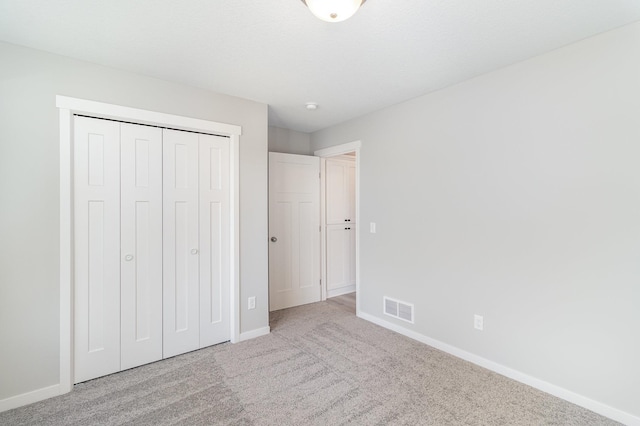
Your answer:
(271, 237), (277, 242)
(191, 248), (199, 255)
(124, 254), (134, 261)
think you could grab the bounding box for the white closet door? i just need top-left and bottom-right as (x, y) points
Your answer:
(163, 129), (200, 358)
(199, 134), (230, 346)
(120, 123), (163, 370)
(74, 116), (121, 383)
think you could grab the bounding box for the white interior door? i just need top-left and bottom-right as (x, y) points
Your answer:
(74, 116), (121, 383)
(163, 129), (200, 358)
(120, 123), (163, 370)
(199, 134), (231, 346)
(269, 153), (321, 311)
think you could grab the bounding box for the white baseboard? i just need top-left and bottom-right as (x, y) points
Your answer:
(0, 384), (62, 413)
(238, 326), (270, 342)
(357, 311), (639, 426)
(327, 285), (356, 298)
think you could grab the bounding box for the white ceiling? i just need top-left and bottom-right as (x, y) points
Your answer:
(1, 0), (640, 133)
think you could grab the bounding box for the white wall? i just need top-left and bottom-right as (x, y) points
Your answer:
(268, 126), (312, 155)
(0, 42), (269, 401)
(311, 22), (640, 420)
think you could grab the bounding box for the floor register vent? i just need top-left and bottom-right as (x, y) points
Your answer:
(383, 296), (414, 324)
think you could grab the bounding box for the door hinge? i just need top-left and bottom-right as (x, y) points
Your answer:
(319, 172), (321, 179)
(319, 225), (321, 232)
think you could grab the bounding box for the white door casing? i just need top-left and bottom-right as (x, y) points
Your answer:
(162, 129), (201, 358)
(268, 153), (321, 311)
(73, 117), (121, 383)
(120, 123), (163, 370)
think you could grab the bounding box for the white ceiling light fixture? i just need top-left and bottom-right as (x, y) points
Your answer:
(305, 102), (318, 110)
(302, 0), (367, 23)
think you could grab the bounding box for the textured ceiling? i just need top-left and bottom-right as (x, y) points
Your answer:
(1, 0), (640, 133)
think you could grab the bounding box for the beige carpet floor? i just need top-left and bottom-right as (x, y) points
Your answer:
(0, 293), (618, 425)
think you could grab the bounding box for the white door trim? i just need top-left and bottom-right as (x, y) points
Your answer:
(314, 141), (361, 315)
(57, 95), (241, 396)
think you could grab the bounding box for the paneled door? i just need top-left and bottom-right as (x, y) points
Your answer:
(74, 116), (121, 383)
(163, 129), (231, 356)
(74, 116), (233, 382)
(163, 129), (200, 358)
(199, 134), (231, 347)
(268, 153), (321, 311)
(120, 123), (163, 370)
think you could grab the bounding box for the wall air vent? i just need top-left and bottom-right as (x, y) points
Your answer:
(383, 296), (414, 324)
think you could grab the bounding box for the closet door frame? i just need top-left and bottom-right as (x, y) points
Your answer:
(57, 95), (241, 395)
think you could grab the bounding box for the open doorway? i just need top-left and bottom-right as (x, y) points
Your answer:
(315, 141), (361, 316)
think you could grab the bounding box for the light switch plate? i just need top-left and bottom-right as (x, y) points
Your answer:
(474, 314), (484, 331)
(370, 222), (376, 233)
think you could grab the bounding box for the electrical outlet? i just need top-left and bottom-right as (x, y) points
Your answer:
(474, 314), (484, 331)
(248, 296), (256, 310)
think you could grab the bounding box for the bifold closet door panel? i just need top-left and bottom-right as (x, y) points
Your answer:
(120, 123), (163, 370)
(163, 129), (200, 358)
(74, 116), (121, 383)
(199, 134), (231, 346)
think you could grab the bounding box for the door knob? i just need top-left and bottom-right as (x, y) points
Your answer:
(124, 254), (134, 261)
(271, 237), (277, 242)
(191, 248), (198, 255)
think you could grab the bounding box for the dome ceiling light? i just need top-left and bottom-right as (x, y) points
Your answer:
(301, 0), (367, 23)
